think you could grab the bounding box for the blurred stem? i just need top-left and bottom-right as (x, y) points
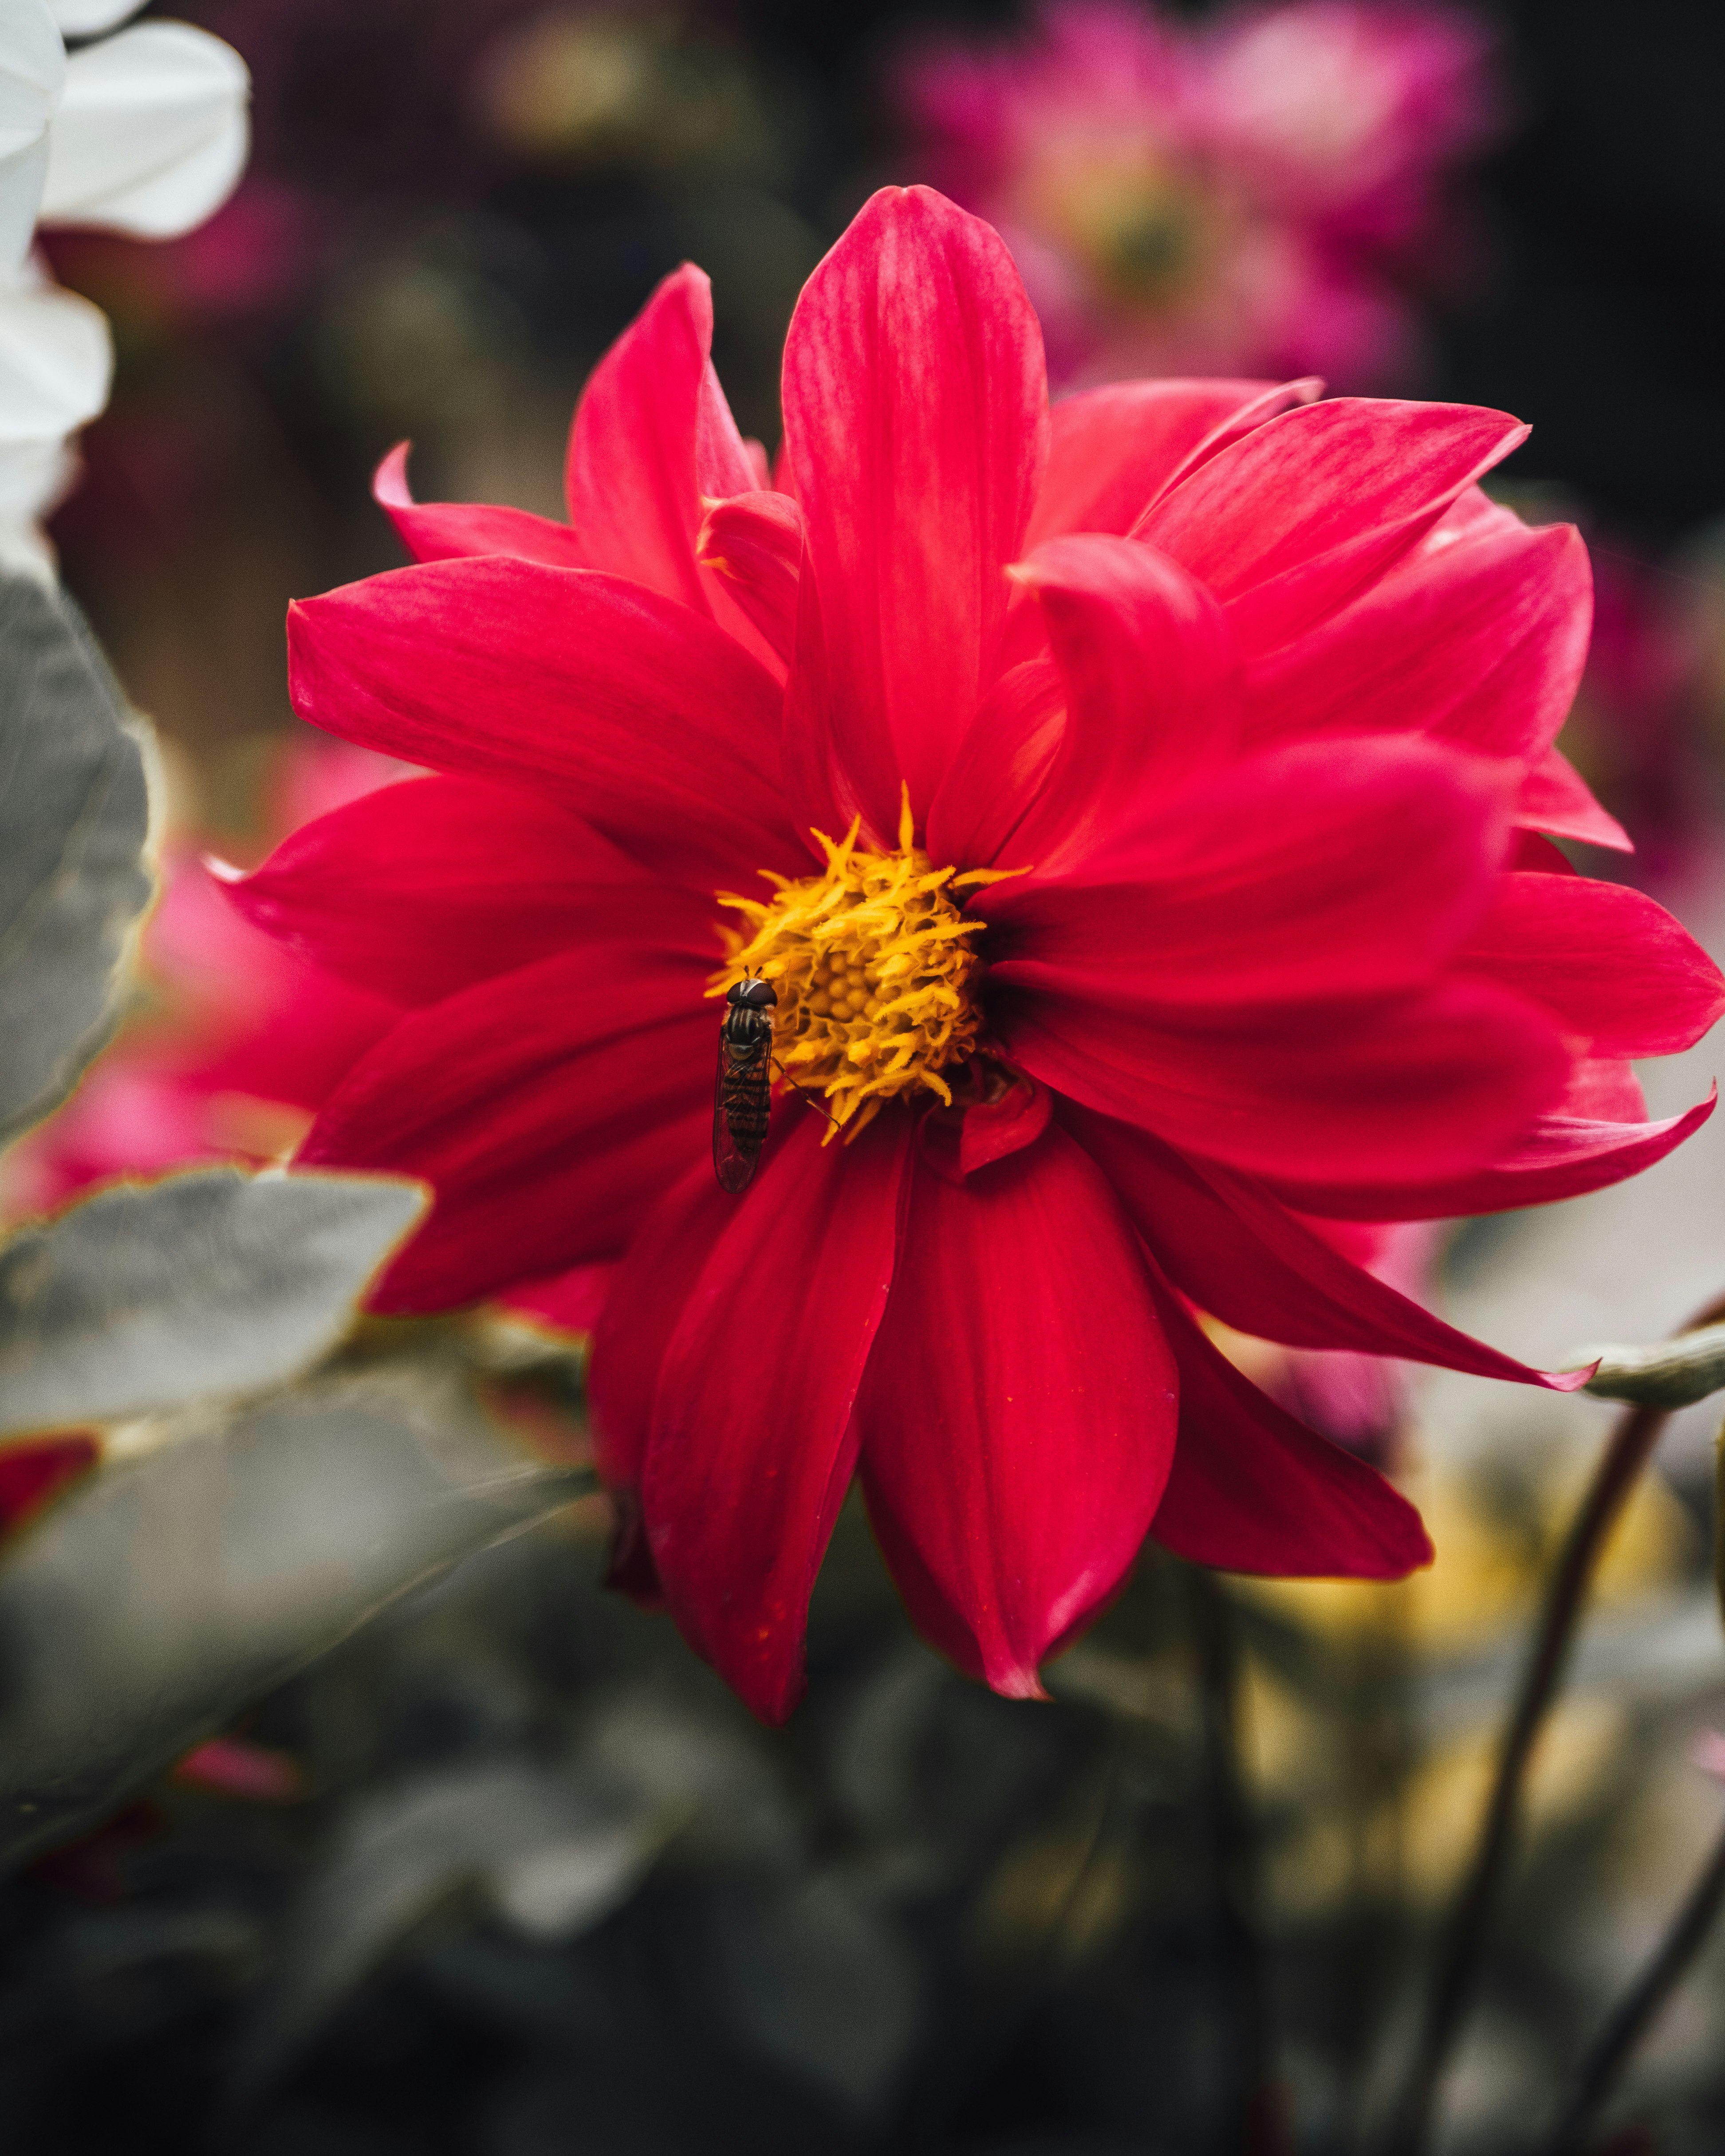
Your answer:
(1335, 1596), (1414, 2147)
(1184, 1566), (1280, 2154)
(1382, 1287), (1725, 2156)
(1542, 1806), (1725, 2155)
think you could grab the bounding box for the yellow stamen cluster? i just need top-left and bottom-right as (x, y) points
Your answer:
(711, 792), (1019, 1140)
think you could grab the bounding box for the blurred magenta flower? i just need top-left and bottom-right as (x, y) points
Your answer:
(894, 0), (1503, 390)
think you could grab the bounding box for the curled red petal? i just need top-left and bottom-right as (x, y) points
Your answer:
(1516, 746), (1632, 852)
(695, 488), (801, 671)
(855, 1126), (1177, 1699)
(373, 442), (586, 570)
(918, 1074), (1053, 1186)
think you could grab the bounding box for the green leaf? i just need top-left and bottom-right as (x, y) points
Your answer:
(0, 1167), (427, 1440)
(0, 1337), (594, 1869)
(0, 574), (153, 1146)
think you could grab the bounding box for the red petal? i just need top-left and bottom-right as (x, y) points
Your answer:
(373, 442), (587, 570)
(983, 739), (1507, 1016)
(696, 489), (801, 671)
(1512, 832), (1580, 874)
(1137, 399), (1528, 611)
(1562, 1056), (1647, 1121)
(1241, 520), (1592, 765)
(590, 1156), (738, 1489)
(1154, 376), (1327, 496)
(226, 776), (716, 1006)
(1001, 976), (1568, 1188)
(1460, 873), (1725, 1059)
(287, 558), (799, 890)
(918, 1074), (1053, 1186)
(1145, 1266), (1432, 1579)
(1068, 1106), (1585, 1390)
(1263, 1087), (1717, 1221)
(562, 262), (757, 609)
(781, 186), (1048, 822)
(644, 1113), (912, 1722)
(1005, 536), (1240, 868)
(299, 945), (714, 1310)
(922, 657), (1063, 873)
(501, 1261), (615, 1337)
(780, 532), (906, 849)
(855, 1126), (1178, 1698)
(1516, 747), (1632, 851)
(1024, 378), (1298, 549)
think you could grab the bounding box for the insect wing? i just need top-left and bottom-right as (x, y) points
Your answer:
(713, 1033), (768, 1193)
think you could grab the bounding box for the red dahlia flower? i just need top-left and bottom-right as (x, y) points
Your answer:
(231, 186), (1725, 1721)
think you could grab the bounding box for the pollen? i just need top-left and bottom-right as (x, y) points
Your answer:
(711, 790), (1020, 1140)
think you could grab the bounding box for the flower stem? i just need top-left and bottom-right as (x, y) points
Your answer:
(1381, 1288), (1725, 2156)
(1542, 1805), (1725, 2154)
(1184, 1565), (1282, 2153)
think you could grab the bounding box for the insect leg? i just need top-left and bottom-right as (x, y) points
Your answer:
(772, 1057), (837, 1124)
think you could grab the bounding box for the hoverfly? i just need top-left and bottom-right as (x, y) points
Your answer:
(713, 972), (777, 1192)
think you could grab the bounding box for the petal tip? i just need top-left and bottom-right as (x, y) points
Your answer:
(985, 1657), (1052, 1703)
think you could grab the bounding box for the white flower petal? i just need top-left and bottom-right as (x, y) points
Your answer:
(0, 270), (111, 447)
(0, 435), (75, 579)
(50, 0), (148, 37)
(0, 268), (109, 576)
(41, 20), (249, 239)
(0, 0), (64, 275)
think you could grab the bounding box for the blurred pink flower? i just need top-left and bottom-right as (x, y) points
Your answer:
(894, 0), (1503, 390)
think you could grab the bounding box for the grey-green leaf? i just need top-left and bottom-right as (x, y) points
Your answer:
(0, 1167), (425, 1440)
(0, 1351), (592, 1869)
(0, 573), (153, 1145)
(236, 1758), (670, 2097)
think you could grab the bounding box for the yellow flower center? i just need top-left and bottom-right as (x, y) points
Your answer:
(710, 791), (1020, 1140)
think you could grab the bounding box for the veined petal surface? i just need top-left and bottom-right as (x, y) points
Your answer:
(856, 1128), (1177, 1699)
(287, 558), (799, 890)
(782, 186), (1048, 825)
